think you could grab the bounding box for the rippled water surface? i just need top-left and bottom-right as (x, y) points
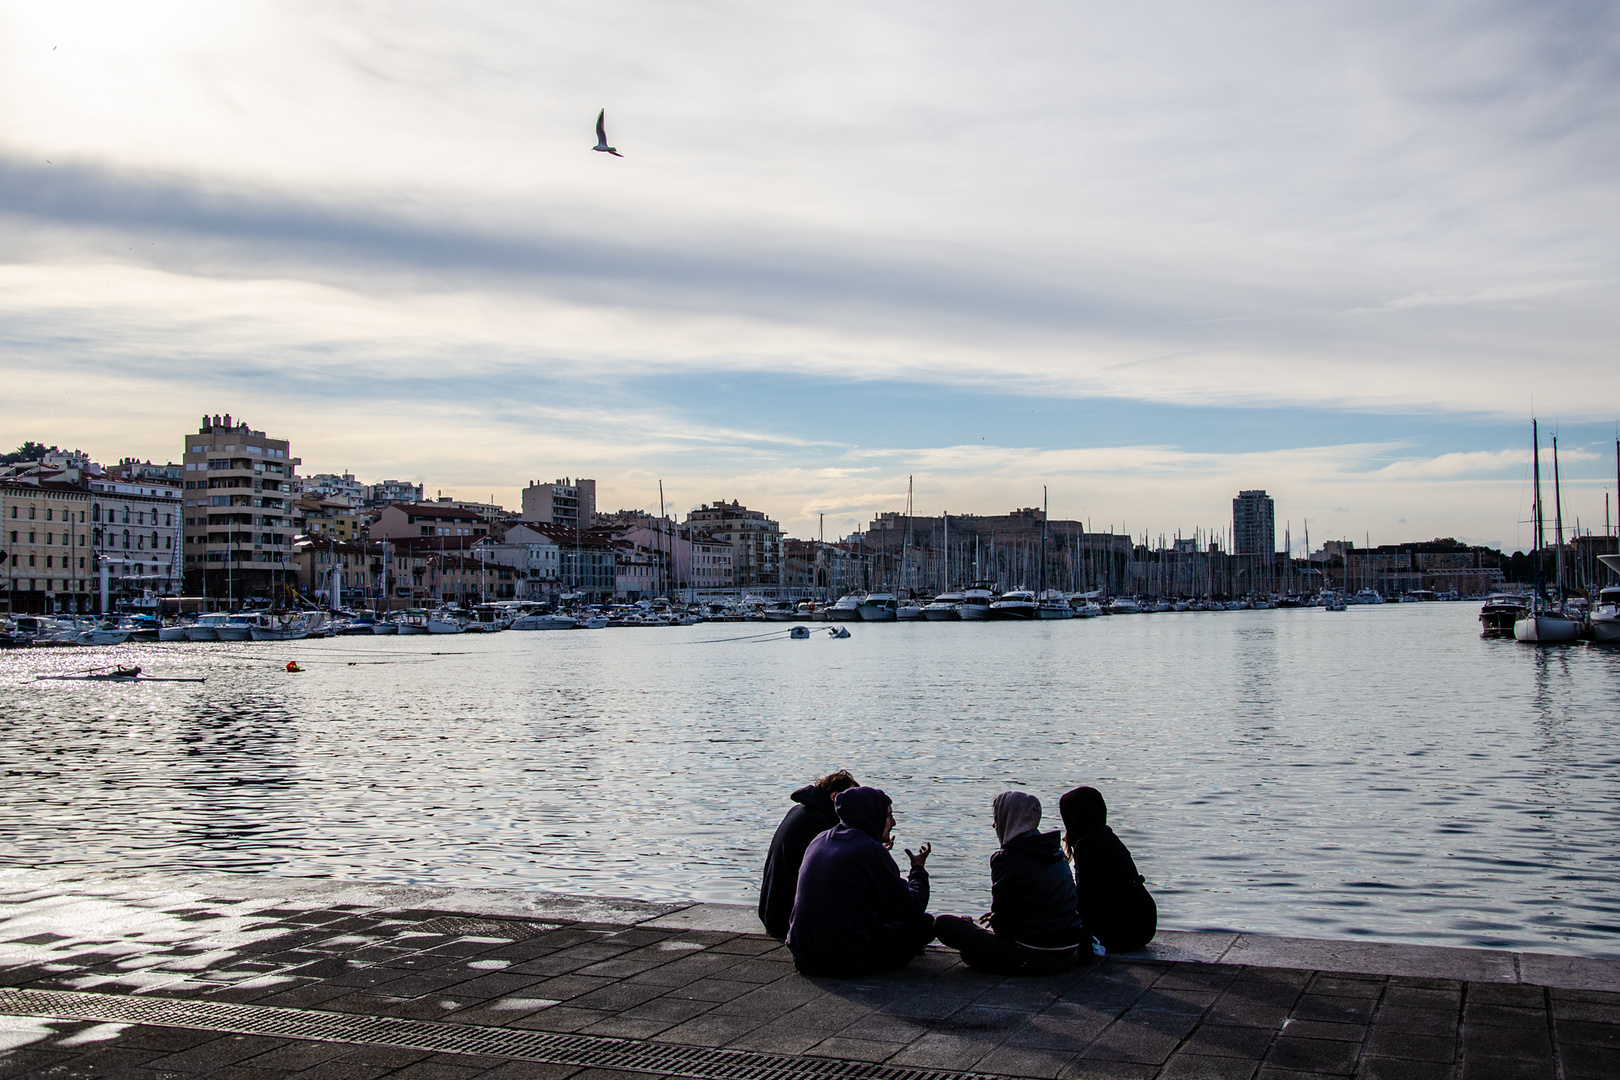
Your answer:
(3, 605), (1618, 955)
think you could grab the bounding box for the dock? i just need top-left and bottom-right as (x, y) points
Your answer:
(1, 868), (1615, 1079)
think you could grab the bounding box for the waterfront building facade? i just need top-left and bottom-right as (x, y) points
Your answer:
(521, 478), (596, 529)
(87, 472), (183, 611)
(182, 415), (300, 604)
(687, 500), (781, 589)
(368, 502), (488, 541)
(303, 472), (368, 505)
(1233, 490), (1276, 556)
(0, 480), (93, 614)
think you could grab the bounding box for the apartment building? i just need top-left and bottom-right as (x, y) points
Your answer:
(181, 414), (299, 603)
(86, 471), (183, 610)
(687, 500), (781, 589)
(0, 481), (94, 614)
(520, 478), (596, 529)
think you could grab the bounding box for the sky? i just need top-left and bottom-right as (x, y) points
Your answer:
(2, 1), (1617, 552)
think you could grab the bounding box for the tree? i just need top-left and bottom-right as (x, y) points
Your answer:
(0, 442), (58, 465)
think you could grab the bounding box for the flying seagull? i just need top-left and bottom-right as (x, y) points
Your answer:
(593, 109), (623, 157)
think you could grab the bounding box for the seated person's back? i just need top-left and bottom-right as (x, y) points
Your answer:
(786, 786), (934, 977)
(1060, 785), (1157, 953)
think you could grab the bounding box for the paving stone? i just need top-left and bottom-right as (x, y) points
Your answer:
(1383, 986), (1460, 1010)
(1288, 994), (1377, 1025)
(1279, 1019), (1365, 1042)
(838, 1010), (936, 1044)
(663, 977), (759, 1002)
(1370, 1006), (1457, 1036)
(1264, 1033), (1362, 1073)
(145, 1033), (289, 1072)
(1076, 1021), (1183, 1064)
(1177, 1022), (1276, 1058)
(577, 1013), (681, 1039)
(1467, 983), (1548, 1007)
(1056, 1055), (1157, 1078)
(1364, 1027), (1455, 1062)
(974, 1043), (1078, 1078)
(1552, 997), (1620, 1023)
(1459, 1056), (1556, 1080)
(652, 1011), (770, 1046)
(1307, 973), (1385, 998)
(508, 1006), (616, 1032)
(805, 1035), (903, 1062)
(1355, 1056), (1455, 1080)
(475, 1062), (583, 1080)
(1156, 964), (1244, 992)
(1002, 1005), (1116, 1050)
(1157, 1055), (1260, 1080)
(1462, 1022), (1552, 1057)
(1465, 1001), (1546, 1026)
(1560, 1041), (1620, 1078)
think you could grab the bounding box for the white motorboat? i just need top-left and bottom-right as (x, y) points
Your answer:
(922, 593), (963, 620)
(958, 584), (995, 621)
(1109, 596), (1142, 615)
(1592, 555), (1620, 643)
(77, 626), (132, 646)
(1478, 593), (1530, 638)
(1354, 589), (1385, 605)
(761, 602), (799, 622)
(896, 601), (925, 620)
(511, 613), (577, 630)
(158, 623), (189, 642)
(426, 615), (465, 634)
(1035, 589), (1074, 619)
(214, 615), (258, 642)
(989, 589), (1037, 619)
(857, 593), (898, 621)
(371, 618), (400, 635)
(1153, 598), (1173, 613)
(396, 612), (430, 635)
(580, 615), (609, 629)
(827, 594), (865, 621)
(185, 613), (232, 641)
(250, 625), (309, 641)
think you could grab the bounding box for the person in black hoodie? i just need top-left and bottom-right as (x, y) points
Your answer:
(934, 791), (1085, 975)
(786, 786), (935, 977)
(1059, 786), (1156, 953)
(758, 770), (858, 938)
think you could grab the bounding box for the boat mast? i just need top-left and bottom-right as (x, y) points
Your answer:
(1553, 435), (1565, 603)
(1532, 419), (1543, 609)
(1038, 486), (1048, 598)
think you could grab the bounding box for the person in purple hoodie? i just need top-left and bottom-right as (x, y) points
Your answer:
(786, 786), (935, 977)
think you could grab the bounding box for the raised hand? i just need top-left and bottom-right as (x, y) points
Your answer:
(905, 841), (932, 869)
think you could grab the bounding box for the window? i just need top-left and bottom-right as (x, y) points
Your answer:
(46, 509), (52, 521)
(28, 508), (35, 519)
(123, 530), (130, 549)
(45, 533), (51, 545)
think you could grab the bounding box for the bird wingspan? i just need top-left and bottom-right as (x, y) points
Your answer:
(596, 109), (607, 142)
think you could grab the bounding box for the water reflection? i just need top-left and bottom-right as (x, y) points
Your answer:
(2, 606), (1618, 955)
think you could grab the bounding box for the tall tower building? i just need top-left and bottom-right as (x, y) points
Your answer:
(520, 478), (596, 529)
(1232, 489), (1276, 555)
(182, 414), (299, 603)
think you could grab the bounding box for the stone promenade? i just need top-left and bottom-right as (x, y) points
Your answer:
(1, 869), (1617, 1080)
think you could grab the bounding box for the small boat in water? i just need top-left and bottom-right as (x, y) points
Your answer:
(789, 625), (811, 639)
(1478, 593), (1530, 638)
(38, 665), (205, 683)
(511, 612), (577, 630)
(1591, 555), (1620, 644)
(827, 594), (865, 621)
(857, 593), (898, 622)
(922, 592), (963, 620)
(989, 589), (1038, 619)
(958, 583), (995, 621)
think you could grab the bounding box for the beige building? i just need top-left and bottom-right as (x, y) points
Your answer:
(1, 481), (94, 614)
(687, 500), (781, 589)
(369, 502), (488, 541)
(182, 414), (300, 604)
(521, 477), (596, 529)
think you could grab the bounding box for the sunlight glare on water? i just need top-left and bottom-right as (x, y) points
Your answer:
(3, 603), (1618, 956)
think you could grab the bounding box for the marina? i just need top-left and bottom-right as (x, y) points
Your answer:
(4, 602), (1618, 958)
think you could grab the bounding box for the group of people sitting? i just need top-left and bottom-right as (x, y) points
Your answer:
(758, 772), (1156, 979)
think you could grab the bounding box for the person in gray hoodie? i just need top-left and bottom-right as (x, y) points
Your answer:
(785, 786), (935, 977)
(934, 791), (1085, 975)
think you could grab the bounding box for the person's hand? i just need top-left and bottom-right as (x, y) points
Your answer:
(976, 911), (993, 926)
(883, 835), (895, 850)
(905, 842), (931, 869)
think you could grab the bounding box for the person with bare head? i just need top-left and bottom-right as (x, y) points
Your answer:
(786, 786), (935, 977)
(758, 770), (859, 938)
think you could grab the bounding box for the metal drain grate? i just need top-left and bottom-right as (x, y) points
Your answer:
(0, 988), (993, 1080)
(407, 916), (559, 939)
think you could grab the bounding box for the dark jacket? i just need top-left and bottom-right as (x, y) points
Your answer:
(758, 785), (840, 938)
(1069, 825), (1157, 952)
(786, 787), (929, 974)
(989, 829), (1085, 948)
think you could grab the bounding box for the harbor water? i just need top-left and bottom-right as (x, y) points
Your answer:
(3, 603), (1618, 956)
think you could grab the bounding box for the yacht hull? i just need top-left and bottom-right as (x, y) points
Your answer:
(1514, 614), (1580, 643)
(1587, 613), (1620, 642)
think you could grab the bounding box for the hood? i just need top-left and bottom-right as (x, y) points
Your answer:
(1003, 828), (1067, 863)
(790, 784), (837, 819)
(992, 791), (1043, 847)
(1059, 786), (1107, 837)
(834, 786), (891, 842)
